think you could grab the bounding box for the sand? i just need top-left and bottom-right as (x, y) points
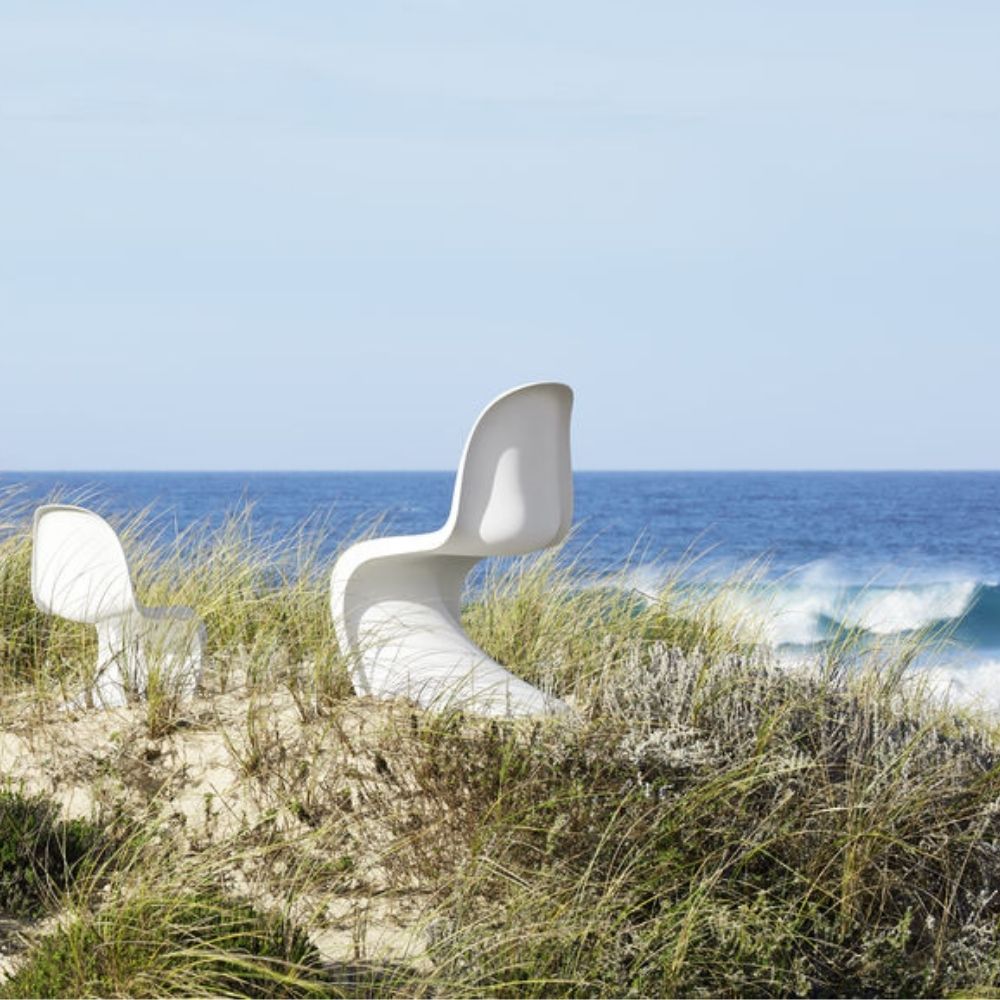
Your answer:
(0, 672), (439, 980)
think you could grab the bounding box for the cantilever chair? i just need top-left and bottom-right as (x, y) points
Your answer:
(31, 504), (205, 709)
(331, 382), (574, 717)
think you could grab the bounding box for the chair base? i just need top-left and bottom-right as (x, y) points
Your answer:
(332, 548), (569, 719)
(88, 609), (205, 709)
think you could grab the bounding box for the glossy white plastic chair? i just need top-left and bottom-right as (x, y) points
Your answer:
(31, 504), (205, 709)
(331, 382), (574, 717)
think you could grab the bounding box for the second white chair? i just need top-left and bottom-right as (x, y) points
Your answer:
(31, 504), (205, 709)
(330, 382), (574, 718)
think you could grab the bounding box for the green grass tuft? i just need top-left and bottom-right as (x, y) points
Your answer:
(2, 889), (346, 998)
(0, 787), (104, 919)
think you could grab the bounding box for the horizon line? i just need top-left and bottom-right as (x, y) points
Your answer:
(4, 468), (1000, 476)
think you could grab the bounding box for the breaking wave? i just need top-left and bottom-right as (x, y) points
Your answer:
(741, 579), (997, 648)
(619, 562), (1000, 650)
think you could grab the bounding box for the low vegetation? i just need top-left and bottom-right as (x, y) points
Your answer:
(0, 788), (103, 920)
(2, 489), (1000, 997)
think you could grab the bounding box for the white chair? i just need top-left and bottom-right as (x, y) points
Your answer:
(31, 504), (205, 709)
(331, 382), (574, 717)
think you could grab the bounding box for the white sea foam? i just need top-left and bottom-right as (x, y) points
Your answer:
(720, 588), (836, 646)
(618, 563), (671, 601)
(615, 560), (983, 647)
(839, 581), (978, 636)
(916, 659), (1000, 713)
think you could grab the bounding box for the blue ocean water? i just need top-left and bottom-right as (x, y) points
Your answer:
(4, 471), (1000, 699)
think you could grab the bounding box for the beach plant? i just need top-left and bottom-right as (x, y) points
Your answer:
(462, 546), (764, 707)
(0, 826), (420, 1000)
(2, 889), (328, 998)
(0, 787), (103, 919)
(375, 645), (1000, 997)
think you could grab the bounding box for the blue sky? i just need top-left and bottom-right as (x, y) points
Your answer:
(2, 2), (998, 470)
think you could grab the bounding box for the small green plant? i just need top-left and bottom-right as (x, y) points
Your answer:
(0, 787), (103, 918)
(0, 889), (334, 998)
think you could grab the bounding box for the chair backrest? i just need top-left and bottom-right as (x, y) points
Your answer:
(442, 382), (573, 556)
(31, 505), (137, 623)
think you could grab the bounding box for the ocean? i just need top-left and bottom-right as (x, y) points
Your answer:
(4, 470), (1000, 704)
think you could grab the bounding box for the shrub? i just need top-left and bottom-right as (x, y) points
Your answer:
(2, 890), (342, 999)
(0, 787), (103, 919)
(379, 646), (1000, 997)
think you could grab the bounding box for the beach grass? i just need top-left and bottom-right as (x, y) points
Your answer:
(2, 493), (1000, 996)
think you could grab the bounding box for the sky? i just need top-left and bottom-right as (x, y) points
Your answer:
(1, 2), (998, 470)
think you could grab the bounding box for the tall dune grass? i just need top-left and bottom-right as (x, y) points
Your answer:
(2, 492), (1000, 996)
